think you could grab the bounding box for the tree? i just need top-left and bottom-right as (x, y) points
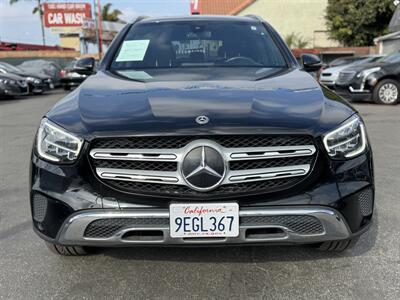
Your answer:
(285, 33), (309, 49)
(102, 3), (125, 23)
(326, 0), (396, 46)
(10, 0), (45, 45)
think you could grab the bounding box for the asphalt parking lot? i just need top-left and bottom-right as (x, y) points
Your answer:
(0, 90), (399, 299)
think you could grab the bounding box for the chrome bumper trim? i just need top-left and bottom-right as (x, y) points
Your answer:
(57, 206), (351, 246)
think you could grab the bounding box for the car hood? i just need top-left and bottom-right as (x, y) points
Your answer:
(342, 62), (385, 73)
(11, 70), (49, 80)
(322, 65), (350, 75)
(0, 73), (26, 81)
(46, 69), (355, 140)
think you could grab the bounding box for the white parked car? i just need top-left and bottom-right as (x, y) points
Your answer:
(320, 56), (382, 88)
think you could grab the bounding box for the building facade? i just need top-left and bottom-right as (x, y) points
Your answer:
(196, 0), (340, 48)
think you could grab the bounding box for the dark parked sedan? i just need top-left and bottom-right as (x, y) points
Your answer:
(0, 62), (53, 94)
(335, 52), (400, 104)
(0, 73), (28, 98)
(18, 60), (62, 87)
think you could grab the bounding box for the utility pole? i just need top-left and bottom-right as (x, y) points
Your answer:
(93, 0), (103, 58)
(38, 0), (46, 45)
(93, 0), (100, 57)
(97, 0), (103, 57)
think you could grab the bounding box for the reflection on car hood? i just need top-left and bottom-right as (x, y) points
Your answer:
(9, 70), (50, 80)
(47, 69), (354, 139)
(322, 65), (351, 75)
(341, 62), (385, 73)
(0, 73), (26, 81)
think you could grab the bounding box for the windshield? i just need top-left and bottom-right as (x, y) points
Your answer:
(378, 52), (400, 63)
(0, 62), (22, 73)
(352, 56), (382, 65)
(110, 21), (287, 75)
(330, 57), (363, 67)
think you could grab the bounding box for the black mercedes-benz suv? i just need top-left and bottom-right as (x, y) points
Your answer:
(30, 15), (374, 256)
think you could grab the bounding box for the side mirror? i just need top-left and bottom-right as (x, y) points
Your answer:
(73, 57), (96, 75)
(301, 54), (322, 73)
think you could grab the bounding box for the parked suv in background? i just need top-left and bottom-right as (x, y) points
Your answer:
(335, 52), (400, 104)
(60, 58), (96, 90)
(30, 15), (374, 256)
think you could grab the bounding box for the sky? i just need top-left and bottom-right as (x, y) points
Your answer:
(0, 0), (190, 45)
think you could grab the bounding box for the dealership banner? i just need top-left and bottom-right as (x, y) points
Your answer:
(43, 2), (92, 27)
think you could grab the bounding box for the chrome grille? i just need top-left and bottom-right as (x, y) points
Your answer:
(89, 135), (316, 198)
(337, 71), (356, 84)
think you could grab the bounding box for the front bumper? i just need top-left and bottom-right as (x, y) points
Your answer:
(0, 84), (28, 96)
(52, 206), (352, 246)
(335, 86), (372, 102)
(30, 141), (374, 247)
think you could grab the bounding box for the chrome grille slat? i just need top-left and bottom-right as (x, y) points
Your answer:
(90, 145), (316, 162)
(227, 165), (310, 183)
(96, 164), (311, 185)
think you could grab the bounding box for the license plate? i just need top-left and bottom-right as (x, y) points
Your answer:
(169, 203), (239, 238)
(49, 83), (54, 89)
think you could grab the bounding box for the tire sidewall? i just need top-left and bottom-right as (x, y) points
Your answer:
(373, 79), (400, 105)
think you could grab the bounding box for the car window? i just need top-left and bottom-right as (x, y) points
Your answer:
(110, 21), (287, 72)
(378, 53), (400, 63)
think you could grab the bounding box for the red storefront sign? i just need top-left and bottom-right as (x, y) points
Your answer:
(43, 3), (92, 27)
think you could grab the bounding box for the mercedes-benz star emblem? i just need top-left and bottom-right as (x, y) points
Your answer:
(181, 145), (225, 191)
(195, 115), (209, 125)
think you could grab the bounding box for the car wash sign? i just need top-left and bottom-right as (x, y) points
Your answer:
(43, 3), (92, 27)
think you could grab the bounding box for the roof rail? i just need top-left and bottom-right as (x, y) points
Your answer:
(244, 14), (264, 22)
(132, 15), (150, 23)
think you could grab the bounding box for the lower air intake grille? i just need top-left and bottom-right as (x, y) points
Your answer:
(84, 218), (169, 238)
(359, 188), (374, 216)
(32, 193), (48, 222)
(83, 215), (324, 238)
(241, 215), (324, 235)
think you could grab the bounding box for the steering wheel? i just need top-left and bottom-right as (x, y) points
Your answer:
(224, 56), (260, 66)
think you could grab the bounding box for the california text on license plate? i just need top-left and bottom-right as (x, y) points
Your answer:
(169, 203), (239, 238)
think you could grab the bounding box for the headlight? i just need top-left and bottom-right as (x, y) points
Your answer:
(356, 67), (381, 79)
(26, 76), (35, 82)
(36, 118), (83, 163)
(0, 79), (8, 84)
(323, 115), (367, 159)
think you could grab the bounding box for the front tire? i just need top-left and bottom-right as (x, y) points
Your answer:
(315, 237), (359, 252)
(45, 242), (90, 256)
(373, 79), (399, 105)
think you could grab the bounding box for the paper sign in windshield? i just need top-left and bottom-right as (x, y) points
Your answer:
(116, 40), (150, 62)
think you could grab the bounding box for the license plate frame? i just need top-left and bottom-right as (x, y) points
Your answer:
(169, 203), (239, 238)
